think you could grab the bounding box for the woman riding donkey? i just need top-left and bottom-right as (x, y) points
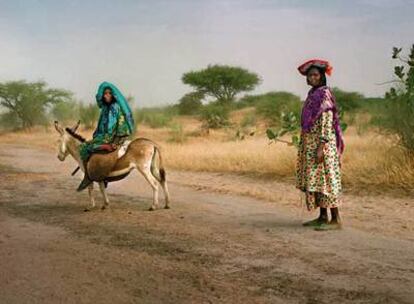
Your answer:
(77, 82), (135, 191)
(296, 59), (345, 230)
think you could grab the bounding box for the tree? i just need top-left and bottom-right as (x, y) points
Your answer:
(182, 65), (260, 103)
(177, 91), (204, 115)
(0, 80), (72, 129)
(78, 103), (100, 130)
(331, 87), (364, 113)
(374, 45), (414, 153)
(51, 100), (79, 124)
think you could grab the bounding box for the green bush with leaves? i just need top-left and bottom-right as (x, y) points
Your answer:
(373, 45), (414, 153)
(240, 111), (256, 128)
(52, 100), (79, 124)
(200, 102), (230, 129)
(79, 103), (100, 130)
(135, 106), (176, 129)
(177, 91), (204, 115)
(254, 92), (301, 126)
(168, 122), (186, 143)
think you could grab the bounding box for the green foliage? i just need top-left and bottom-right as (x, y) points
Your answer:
(200, 102), (230, 129)
(135, 106), (176, 129)
(331, 87), (364, 113)
(266, 112), (300, 147)
(254, 92), (301, 126)
(0, 111), (21, 130)
(177, 91), (204, 115)
(79, 103), (100, 129)
(0, 80), (72, 129)
(52, 100), (79, 124)
(182, 65), (260, 103)
(168, 122), (186, 143)
(374, 45), (414, 152)
(240, 111), (256, 128)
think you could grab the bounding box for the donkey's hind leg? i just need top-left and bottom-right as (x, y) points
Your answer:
(154, 170), (170, 209)
(160, 178), (170, 209)
(139, 166), (159, 211)
(98, 181), (110, 210)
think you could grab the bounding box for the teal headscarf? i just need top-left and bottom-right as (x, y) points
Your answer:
(93, 82), (135, 138)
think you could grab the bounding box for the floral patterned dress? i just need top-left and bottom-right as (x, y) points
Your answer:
(296, 110), (342, 210)
(79, 104), (131, 161)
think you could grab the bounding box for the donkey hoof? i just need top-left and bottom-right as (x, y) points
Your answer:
(84, 208), (90, 212)
(148, 207), (155, 211)
(164, 205), (170, 209)
(101, 205), (108, 211)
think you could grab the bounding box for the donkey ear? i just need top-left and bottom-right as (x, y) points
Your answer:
(54, 121), (64, 135)
(71, 120), (80, 132)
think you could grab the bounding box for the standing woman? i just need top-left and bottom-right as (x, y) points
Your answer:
(296, 59), (345, 230)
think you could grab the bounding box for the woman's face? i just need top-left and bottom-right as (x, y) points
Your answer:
(307, 68), (322, 87)
(103, 89), (113, 104)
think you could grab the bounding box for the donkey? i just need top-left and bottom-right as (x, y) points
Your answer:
(54, 121), (170, 211)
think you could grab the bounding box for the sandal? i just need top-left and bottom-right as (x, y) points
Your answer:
(314, 222), (343, 231)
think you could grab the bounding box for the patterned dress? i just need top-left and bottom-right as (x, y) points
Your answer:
(79, 102), (131, 161)
(296, 110), (342, 210)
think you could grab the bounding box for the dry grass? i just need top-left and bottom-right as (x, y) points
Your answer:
(160, 124), (414, 191)
(1, 117), (413, 192)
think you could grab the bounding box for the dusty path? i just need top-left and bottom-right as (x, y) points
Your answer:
(0, 144), (413, 304)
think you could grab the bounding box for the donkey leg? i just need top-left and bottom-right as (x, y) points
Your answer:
(85, 183), (95, 211)
(140, 167), (159, 211)
(160, 179), (170, 209)
(98, 182), (110, 210)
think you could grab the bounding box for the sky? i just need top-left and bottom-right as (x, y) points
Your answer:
(0, 0), (413, 107)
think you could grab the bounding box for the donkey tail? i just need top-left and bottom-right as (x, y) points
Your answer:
(152, 145), (166, 183)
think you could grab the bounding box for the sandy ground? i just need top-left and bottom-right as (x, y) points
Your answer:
(0, 144), (413, 304)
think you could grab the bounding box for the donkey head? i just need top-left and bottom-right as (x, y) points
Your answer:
(54, 120), (80, 161)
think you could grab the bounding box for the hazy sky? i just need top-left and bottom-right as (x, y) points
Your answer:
(1, 0), (413, 106)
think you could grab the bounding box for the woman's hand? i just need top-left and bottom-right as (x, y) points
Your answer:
(317, 143), (325, 163)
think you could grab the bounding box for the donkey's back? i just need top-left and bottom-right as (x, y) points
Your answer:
(87, 138), (160, 181)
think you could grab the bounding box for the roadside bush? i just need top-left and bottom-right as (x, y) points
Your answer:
(135, 107), (176, 129)
(168, 122), (186, 143)
(177, 92), (204, 115)
(52, 100), (79, 124)
(240, 111), (256, 128)
(200, 103), (230, 129)
(79, 103), (100, 129)
(373, 45), (414, 153)
(0, 112), (21, 131)
(255, 92), (301, 126)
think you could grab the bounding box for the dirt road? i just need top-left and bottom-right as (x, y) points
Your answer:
(0, 144), (413, 303)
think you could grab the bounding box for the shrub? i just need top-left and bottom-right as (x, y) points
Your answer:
(255, 92), (301, 126)
(200, 103), (230, 129)
(79, 103), (100, 129)
(168, 122), (186, 143)
(240, 111), (256, 128)
(373, 45), (414, 153)
(177, 92), (204, 115)
(135, 107), (176, 129)
(52, 100), (79, 124)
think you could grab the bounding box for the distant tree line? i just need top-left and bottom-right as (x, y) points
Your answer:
(1, 45), (413, 155)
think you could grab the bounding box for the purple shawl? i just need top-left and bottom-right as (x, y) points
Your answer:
(301, 86), (344, 155)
